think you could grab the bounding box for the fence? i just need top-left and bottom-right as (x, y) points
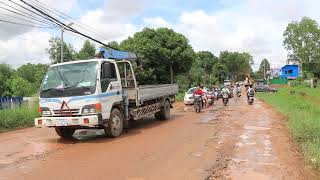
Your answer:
(269, 78), (288, 85)
(0, 97), (24, 110)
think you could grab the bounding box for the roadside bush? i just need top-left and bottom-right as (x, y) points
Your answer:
(0, 104), (38, 133)
(176, 92), (185, 102)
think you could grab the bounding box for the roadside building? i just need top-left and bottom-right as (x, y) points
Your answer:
(280, 64), (299, 79)
(270, 68), (281, 79)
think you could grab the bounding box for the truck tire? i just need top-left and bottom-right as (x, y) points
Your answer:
(55, 127), (75, 138)
(104, 108), (123, 138)
(156, 100), (170, 121)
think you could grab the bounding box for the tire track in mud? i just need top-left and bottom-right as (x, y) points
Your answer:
(205, 103), (246, 180)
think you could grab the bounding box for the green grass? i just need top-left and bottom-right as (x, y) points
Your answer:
(176, 92), (185, 102)
(257, 86), (320, 168)
(0, 104), (38, 133)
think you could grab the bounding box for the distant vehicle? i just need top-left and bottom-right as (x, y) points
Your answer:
(222, 92), (229, 106)
(257, 79), (267, 85)
(237, 81), (244, 86)
(228, 86), (234, 98)
(247, 91), (254, 105)
(184, 87), (196, 105)
(224, 80), (231, 86)
(255, 84), (277, 92)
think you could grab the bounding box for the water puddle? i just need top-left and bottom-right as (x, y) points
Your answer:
(244, 126), (270, 131)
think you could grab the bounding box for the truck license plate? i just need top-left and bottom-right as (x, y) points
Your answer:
(56, 119), (67, 126)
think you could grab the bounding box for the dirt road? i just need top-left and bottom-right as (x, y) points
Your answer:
(0, 96), (316, 180)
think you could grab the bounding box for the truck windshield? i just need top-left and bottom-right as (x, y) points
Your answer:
(40, 61), (98, 98)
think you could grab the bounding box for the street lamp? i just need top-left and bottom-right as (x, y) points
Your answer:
(61, 22), (74, 63)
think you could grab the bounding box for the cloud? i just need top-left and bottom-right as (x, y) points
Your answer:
(102, 0), (145, 21)
(170, 0), (318, 70)
(143, 17), (172, 28)
(0, 30), (51, 68)
(77, 0), (146, 43)
(79, 9), (138, 43)
(0, 0), (78, 40)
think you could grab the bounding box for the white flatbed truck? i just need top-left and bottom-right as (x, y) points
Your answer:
(35, 49), (178, 138)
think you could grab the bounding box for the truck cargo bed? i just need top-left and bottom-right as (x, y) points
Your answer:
(137, 84), (178, 101)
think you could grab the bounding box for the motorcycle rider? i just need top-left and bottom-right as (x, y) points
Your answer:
(193, 86), (204, 108)
(236, 83), (241, 97)
(246, 85), (255, 100)
(221, 85), (230, 97)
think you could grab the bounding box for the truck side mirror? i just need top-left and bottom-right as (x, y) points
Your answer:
(102, 63), (116, 79)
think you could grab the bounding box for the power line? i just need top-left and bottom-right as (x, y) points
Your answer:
(0, 1), (59, 27)
(6, 0), (64, 28)
(0, 18), (56, 28)
(0, 10), (55, 28)
(30, 0), (109, 41)
(19, 0), (117, 50)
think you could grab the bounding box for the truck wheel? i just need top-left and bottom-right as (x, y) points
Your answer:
(55, 127), (75, 138)
(156, 100), (170, 121)
(104, 108), (123, 138)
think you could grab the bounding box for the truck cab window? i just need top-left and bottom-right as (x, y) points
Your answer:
(118, 62), (135, 88)
(101, 62), (117, 92)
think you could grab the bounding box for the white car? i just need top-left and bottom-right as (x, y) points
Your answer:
(184, 87), (196, 105)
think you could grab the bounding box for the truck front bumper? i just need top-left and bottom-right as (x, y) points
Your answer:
(35, 114), (102, 128)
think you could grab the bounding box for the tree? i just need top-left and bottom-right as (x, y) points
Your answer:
(196, 51), (217, 74)
(283, 17), (320, 77)
(47, 37), (76, 64)
(212, 63), (229, 83)
(0, 64), (14, 96)
(75, 40), (96, 60)
(120, 28), (195, 84)
(16, 63), (49, 85)
(107, 41), (120, 49)
(11, 76), (33, 96)
(257, 58), (270, 79)
(218, 51), (253, 81)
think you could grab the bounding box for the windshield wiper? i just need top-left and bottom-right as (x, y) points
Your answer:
(63, 85), (92, 90)
(41, 88), (61, 92)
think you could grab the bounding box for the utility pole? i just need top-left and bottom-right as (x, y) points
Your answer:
(170, 61), (173, 84)
(60, 23), (74, 63)
(60, 27), (64, 63)
(264, 60), (266, 80)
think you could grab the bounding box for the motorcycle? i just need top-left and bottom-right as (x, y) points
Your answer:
(247, 92), (254, 105)
(207, 92), (214, 106)
(236, 88), (241, 97)
(215, 89), (221, 100)
(222, 92), (229, 106)
(193, 95), (202, 113)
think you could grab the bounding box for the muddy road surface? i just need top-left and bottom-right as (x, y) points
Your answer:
(0, 97), (317, 180)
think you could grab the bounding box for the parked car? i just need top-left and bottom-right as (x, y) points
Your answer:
(254, 84), (277, 92)
(184, 87), (196, 105)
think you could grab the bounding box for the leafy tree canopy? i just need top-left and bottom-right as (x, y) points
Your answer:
(120, 27), (195, 84)
(283, 17), (320, 77)
(75, 40), (96, 60)
(47, 37), (76, 64)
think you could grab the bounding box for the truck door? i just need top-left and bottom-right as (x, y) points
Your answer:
(100, 62), (122, 119)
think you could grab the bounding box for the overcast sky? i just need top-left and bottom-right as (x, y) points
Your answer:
(1, 0), (320, 69)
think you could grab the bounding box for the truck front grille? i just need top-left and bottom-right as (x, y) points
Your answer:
(53, 109), (80, 115)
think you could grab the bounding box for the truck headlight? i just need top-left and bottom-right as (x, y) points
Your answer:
(39, 107), (51, 116)
(82, 103), (101, 114)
